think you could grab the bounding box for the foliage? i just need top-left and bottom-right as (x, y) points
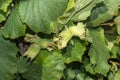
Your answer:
(0, 0), (120, 80)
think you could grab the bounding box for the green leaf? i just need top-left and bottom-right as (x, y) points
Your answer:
(89, 0), (120, 27)
(108, 70), (120, 80)
(24, 34), (50, 49)
(22, 43), (41, 60)
(2, 8), (26, 39)
(86, 28), (110, 76)
(19, 0), (67, 34)
(111, 44), (120, 58)
(64, 68), (75, 80)
(71, 1), (96, 21)
(76, 73), (94, 80)
(17, 57), (30, 73)
(114, 16), (120, 35)
(75, 73), (85, 80)
(108, 72), (115, 80)
(58, 0), (103, 24)
(74, 69), (94, 80)
(22, 50), (65, 80)
(0, 0), (12, 12)
(114, 70), (120, 80)
(0, 30), (18, 80)
(0, 13), (5, 22)
(50, 21), (64, 34)
(64, 39), (86, 63)
(105, 34), (117, 43)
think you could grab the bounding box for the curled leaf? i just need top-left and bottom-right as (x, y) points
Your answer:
(70, 22), (86, 39)
(24, 34), (50, 49)
(55, 22), (86, 49)
(24, 34), (39, 43)
(57, 27), (73, 49)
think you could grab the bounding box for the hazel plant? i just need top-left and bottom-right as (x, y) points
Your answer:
(23, 22), (86, 60)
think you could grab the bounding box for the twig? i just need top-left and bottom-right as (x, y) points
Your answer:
(109, 60), (120, 66)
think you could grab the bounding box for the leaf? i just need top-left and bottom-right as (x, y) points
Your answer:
(0, 13), (5, 22)
(108, 70), (120, 80)
(0, 0), (12, 12)
(58, 0), (102, 24)
(71, 2), (96, 21)
(0, 30), (18, 80)
(85, 28), (110, 76)
(65, 0), (75, 12)
(55, 22), (86, 49)
(22, 50), (65, 80)
(39, 51), (65, 80)
(24, 34), (50, 49)
(74, 68), (94, 80)
(105, 34), (117, 43)
(17, 57), (30, 73)
(75, 73), (85, 80)
(64, 68), (75, 80)
(89, 0), (120, 27)
(111, 44), (120, 58)
(2, 8), (26, 39)
(22, 43), (41, 60)
(64, 39), (86, 63)
(114, 16), (120, 35)
(19, 0), (67, 34)
(71, 0), (104, 21)
(50, 21), (64, 34)
(108, 72), (114, 80)
(76, 73), (94, 80)
(114, 70), (120, 80)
